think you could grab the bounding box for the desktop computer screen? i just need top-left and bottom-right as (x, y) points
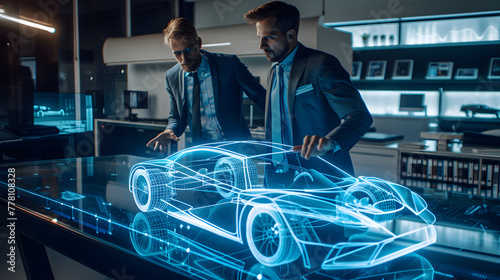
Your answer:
(124, 90), (148, 120)
(124, 90), (148, 109)
(399, 93), (426, 112)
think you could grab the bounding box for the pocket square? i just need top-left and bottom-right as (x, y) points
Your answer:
(296, 84), (314, 96)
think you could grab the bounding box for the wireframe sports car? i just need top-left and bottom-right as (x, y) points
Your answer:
(129, 141), (436, 270)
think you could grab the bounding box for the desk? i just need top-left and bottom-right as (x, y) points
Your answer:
(1, 156), (499, 279)
(0, 131), (94, 164)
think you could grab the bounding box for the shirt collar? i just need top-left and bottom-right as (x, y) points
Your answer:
(184, 53), (208, 77)
(273, 44), (299, 68)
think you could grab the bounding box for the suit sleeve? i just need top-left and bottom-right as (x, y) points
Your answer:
(165, 75), (183, 136)
(318, 56), (373, 151)
(232, 55), (267, 111)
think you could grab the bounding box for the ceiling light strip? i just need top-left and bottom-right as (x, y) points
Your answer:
(0, 13), (55, 33)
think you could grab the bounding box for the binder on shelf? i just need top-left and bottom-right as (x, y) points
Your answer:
(473, 163), (479, 185)
(401, 155), (408, 177)
(437, 160), (444, 181)
(463, 161), (470, 184)
(443, 159), (448, 181)
(422, 158), (427, 179)
(432, 159), (438, 180)
(458, 161), (464, 183)
(427, 158), (433, 180)
(487, 164), (493, 187)
(407, 156), (413, 177)
(493, 163), (499, 188)
(453, 160), (459, 183)
(412, 156), (418, 178)
(481, 163), (488, 186)
(416, 157), (422, 178)
(447, 160), (454, 182)
(493, 163), (499, 198)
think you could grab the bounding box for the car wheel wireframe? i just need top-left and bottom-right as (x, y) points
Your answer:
(342, 184), (397, 223)
(246, 205), (300, 267)
(214, 157), (256, 199)
(130, 167), (172, 212)
(130, 211), (176, 256)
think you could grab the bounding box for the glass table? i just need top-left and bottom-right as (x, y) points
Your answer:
(0, 155), (499, 279)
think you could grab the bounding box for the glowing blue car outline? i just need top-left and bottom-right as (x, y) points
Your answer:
(129, 211), (435, 280)
(129, 141), (436, 270)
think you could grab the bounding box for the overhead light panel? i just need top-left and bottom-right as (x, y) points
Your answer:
(203, 42), (231, 48)
(0, 8), (55, 33)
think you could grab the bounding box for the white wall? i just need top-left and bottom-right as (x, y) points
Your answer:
(127, 62), (176, 119)
(124, 0), (500, 120)
(194, 0), (324, 28)
(324, 0), (500, 23)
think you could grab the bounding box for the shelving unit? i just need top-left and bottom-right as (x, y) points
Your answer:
(399, 151), (500, 199)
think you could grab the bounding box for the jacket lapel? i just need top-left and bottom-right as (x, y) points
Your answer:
(177, 68), (187, 121)
(287, 43), (307, 130)
(264, 67), (276, 140)
(204, 50), (220, 114)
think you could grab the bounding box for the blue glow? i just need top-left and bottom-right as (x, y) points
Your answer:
(0, 166), (435, 278)
(128, 141), (437, 270)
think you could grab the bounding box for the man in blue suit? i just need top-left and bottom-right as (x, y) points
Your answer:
(244, 1), (372, 175)
(147, 18), (266, 151)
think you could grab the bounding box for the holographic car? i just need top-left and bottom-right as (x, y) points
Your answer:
(129, 141), (436, 270)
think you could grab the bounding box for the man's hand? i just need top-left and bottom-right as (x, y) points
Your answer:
(292, 135), (334, 159)
(146, 129), (179, 152)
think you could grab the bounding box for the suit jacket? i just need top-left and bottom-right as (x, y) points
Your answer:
(166, 50), (266, 141)
(265, 43), (373, 175)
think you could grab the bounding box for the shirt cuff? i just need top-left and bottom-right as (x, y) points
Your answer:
(329, 139), (341, 154)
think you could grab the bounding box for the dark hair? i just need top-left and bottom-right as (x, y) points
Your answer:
(162, 18), (198, 45)
(244, 1), (300, 35)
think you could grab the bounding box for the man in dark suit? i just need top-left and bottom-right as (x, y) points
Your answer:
(244, 1), (372, 175)
(147, 18), (266, 151)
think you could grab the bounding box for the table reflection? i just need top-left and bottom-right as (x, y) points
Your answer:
(129, 210), (434, 280)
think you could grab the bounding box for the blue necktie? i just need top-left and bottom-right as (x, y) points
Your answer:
(191, 73), (202, 145)
(272, 65), (284, 145)
(271, 65), (287, 167)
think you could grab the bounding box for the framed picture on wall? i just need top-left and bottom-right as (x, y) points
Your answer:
(366, 60), (387, 80)
(455, 68), (478, 80)
(392, 59), (414, 80)
(351, 61), (362, 80)
(426, 62), (453, 80)
(487, 58), (500, 79)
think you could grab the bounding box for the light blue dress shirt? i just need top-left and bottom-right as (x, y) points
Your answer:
(271, 45), (298, 146)
(184, 54), (224, 142)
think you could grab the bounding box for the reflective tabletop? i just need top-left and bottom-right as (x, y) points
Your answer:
(0, 155), (499, 279)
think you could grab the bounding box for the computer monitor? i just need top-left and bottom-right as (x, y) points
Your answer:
(124, 90), (148, 120)
(399, 93), (426, 113)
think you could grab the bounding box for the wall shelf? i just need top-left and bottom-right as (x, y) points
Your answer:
(351, 44), (500, 91)
(354, 80), (500, 91)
